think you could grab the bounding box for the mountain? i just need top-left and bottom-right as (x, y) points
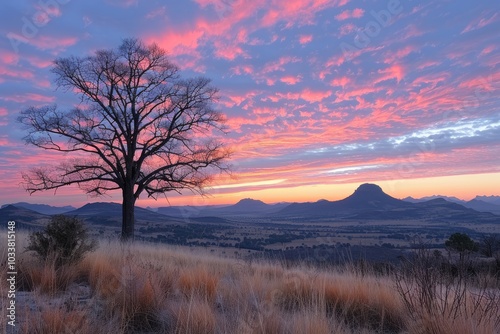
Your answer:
(1, 202), (76, 215)
(0, 205), (49, 228)
(278, 184), (412, 218)
(226, 198), (270, 212)
(65, 202), (180, 225)
(465, 199), (500, 215)
(277, 183), (498, 222)
(402, 195), (465, 205)
(157, 205), (223, 217)
(474, 195), (500, 206)
(157, 199), (288, 217)
(403, 196), (500, 215)
(213, 198), (288, 215)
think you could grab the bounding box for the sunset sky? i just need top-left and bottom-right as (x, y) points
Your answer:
(1, 0), (499, 208)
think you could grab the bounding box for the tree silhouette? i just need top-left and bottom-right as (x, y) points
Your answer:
(19, 38), (230, 241)
(445, 232), (478, 261)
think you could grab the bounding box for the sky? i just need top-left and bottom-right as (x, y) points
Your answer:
(0, 0), (499, 208)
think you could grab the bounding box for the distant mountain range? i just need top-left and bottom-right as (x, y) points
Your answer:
(156, 198), (288, 218)
(403, 195), (500, 215)
(1, 202), (76, 215)
(2, 184), (499, 228)
(272, 184), (499, 222)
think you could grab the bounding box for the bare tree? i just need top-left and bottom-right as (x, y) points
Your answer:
(19, 38), (230, 241)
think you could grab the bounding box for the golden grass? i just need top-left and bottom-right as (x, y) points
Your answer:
(178, 266), (219, 302)
(2, 232), (498, 334)
(171, 297), (217, 334)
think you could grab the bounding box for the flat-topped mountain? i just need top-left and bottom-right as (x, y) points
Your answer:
(338, 183), (411, 210)
(278, 183), (411, 218)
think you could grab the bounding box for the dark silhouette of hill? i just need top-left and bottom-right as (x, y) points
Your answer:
(1, 202), (75, 215)
(402, 195), (465, 205)
(463, 199), (500, 215)
(157, 205), (223, 217)
(474, 195), (500, 206)
(403, 195), (500, 215)
(65, 202), (180, 225)
(276, 184), (499, 222)
(0, 205), (49, 228)
(158, 199), (287, 217)
(278, 183), (412, 218)
(214, 198), (288, 215)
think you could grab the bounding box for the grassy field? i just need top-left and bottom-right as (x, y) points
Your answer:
(1, 232), (499, 334)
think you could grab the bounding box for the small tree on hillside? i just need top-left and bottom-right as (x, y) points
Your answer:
(19, 39), (230, 241)
(445, 232), (478, 261)
(26, 215), (96, 267)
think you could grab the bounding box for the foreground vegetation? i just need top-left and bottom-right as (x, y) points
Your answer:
(1, 231), (499, 334)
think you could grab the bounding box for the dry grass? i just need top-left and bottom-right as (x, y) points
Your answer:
(2, 231), (499, 334)
(171, 297), (217, 334)
(178, 266), (219, 302)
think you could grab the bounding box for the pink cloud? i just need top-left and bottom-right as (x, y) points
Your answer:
(384, 46), (416, 64)
(479, 45), (496, 57)
(374, 64), (405, 84)
(231, 64), (254, 75)
(300, 88), (332, 102)
(25, 55), (53, 69)
(0, 107), (8, 116)
(325, 55), (346, 67)
(335, 8), (365, 21)
(335, 86), (383, 102)
(28, 36), (78, 51)
(0, 65), (35, 80)
(280, 75), (302, 85)
(214, 43), (247, 60)
(0, 50), (20, 65)
(262, 56), (301, 73)
(261, 0), (343, 27)
(338, 23), (357, 36)
(299, 34), (313, 44)
(2, 93), (55, 103)
(461, 12), (498, 33)
(330, 76), (351, 88)
(416, 60), (441, 70)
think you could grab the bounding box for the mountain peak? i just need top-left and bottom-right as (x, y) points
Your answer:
(343, 183), (408, 209)
(236, 198), (265, 205)
(354, 183), (384, 194)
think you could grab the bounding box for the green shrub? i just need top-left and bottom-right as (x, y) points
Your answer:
(26, 215), (97, 267)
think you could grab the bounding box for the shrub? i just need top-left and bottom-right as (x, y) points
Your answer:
(26, 215), (97, 267)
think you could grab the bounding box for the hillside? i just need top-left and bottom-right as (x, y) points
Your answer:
(0, 205), (49, 229)
(2, 235), (498, 334)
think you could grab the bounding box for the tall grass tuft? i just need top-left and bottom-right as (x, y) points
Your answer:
(172, 297), (217, 334)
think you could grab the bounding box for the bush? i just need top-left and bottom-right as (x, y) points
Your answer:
(26, 215), (97, 267)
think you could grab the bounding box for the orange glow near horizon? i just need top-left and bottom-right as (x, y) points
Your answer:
(133, 172), (500, 207)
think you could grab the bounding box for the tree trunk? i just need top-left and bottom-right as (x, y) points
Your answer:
(121, 182), (136, 241)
